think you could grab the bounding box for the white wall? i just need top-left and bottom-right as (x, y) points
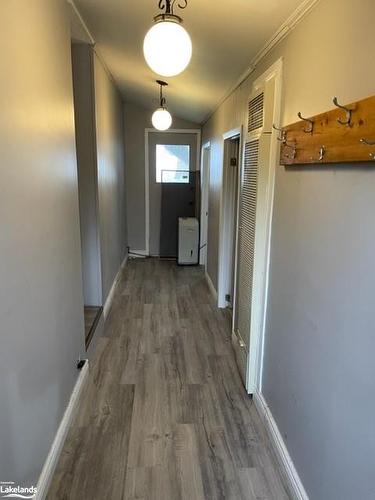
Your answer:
(123, 101), (199, 252)
(202, 0), (375, 498)
(0, 0), (85, 485)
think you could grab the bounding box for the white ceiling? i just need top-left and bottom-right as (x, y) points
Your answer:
(72, 0), (306, 124)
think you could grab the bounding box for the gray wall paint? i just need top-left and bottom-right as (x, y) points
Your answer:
(94, 55), (127, 300)
(123, 101), (199, 252)
(202, 0), (375, 498)
(73, 46), (127, 305)
(0, 0), (85, 485)
(263, 165), (375, 500)
(72, 43), (102, 306)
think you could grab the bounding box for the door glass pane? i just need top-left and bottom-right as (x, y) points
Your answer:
(156, 144), (190, 183)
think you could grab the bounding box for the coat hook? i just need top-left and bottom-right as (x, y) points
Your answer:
(360, 138), (375, 146)
(297, 112), (314, 134)
(273, 124), (286, 143)
(310, 145), (325, 162)
(333, 97), (355, 126)
(360, 138), (375, 159)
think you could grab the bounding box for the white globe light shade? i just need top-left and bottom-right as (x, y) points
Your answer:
(144, 21), (192, 77)
(152, 107), (172, 131)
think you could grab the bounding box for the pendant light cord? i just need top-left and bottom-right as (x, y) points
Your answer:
(157, 80), (168, 109)
(160, 84), (165, 108)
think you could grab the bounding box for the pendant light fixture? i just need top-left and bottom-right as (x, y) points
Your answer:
(143, 0), (192, 77)
(152, 80), (172, 131)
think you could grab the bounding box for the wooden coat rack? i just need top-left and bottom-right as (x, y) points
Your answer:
(277, 94), (375, 166)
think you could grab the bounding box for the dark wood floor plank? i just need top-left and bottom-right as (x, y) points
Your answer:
(47, 258), (290, 499)
(47, 382), (134, 500)
(174, 424), (205, 500)
(196, 424), (245, 500)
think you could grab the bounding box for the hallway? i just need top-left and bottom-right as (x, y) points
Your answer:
(47, 259), (289, 499)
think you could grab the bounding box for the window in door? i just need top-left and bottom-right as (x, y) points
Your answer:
(156, 144), (190, 183)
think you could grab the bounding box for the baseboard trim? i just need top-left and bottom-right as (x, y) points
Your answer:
(36, 361), (89, 500)
(253, 391), (309, 500)
(128, 249), (147, 258)
(205, 271), (218, 302)
(103, 253), (128, 319)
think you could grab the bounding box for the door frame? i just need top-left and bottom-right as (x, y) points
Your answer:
(200, 140), (211, 267)
(217, 127), (242, 309)
(144, 128), (201, 256)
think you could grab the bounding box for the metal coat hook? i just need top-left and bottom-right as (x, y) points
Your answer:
(360, 138), (375, 159)
(333, 97), (354, 126)
(273, 124), (286, 143)
(360, 138), (375, 146)
(297, 112), (314, 134)
(311, 145), (326, 162)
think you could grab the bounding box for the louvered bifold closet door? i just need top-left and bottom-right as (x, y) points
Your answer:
(236, 139), (259, 349)
(248, 93), (264, 132)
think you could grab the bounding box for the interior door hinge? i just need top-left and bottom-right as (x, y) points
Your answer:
(230, 157), (237, 166)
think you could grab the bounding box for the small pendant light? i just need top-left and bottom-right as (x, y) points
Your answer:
(152, 80), (172, 131)
(144, 0), (192, 77)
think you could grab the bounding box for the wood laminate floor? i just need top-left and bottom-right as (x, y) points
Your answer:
(48, 258), (290, 500)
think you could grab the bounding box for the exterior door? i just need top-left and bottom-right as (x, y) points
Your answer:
(148, 132), (198, 256)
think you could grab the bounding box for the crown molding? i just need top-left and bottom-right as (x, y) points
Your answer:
(67, 0), (119, 90)
(202, 0), (321, 125)
(67, 0), (95, 44)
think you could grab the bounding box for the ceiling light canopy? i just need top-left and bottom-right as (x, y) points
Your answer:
(152, 80), (172, 131)
(143, 0), (192, 77)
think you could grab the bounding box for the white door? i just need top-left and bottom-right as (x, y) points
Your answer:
(233, 65), (280, 392)
(234, 136), (261, 385)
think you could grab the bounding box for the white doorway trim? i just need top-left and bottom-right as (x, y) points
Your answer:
(247, 57), (283, 394)
(144, 128), (201, 256)
(200, 140), (211, 267)
(217, 126), (242, 309)
(223, 127), (242, 142)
